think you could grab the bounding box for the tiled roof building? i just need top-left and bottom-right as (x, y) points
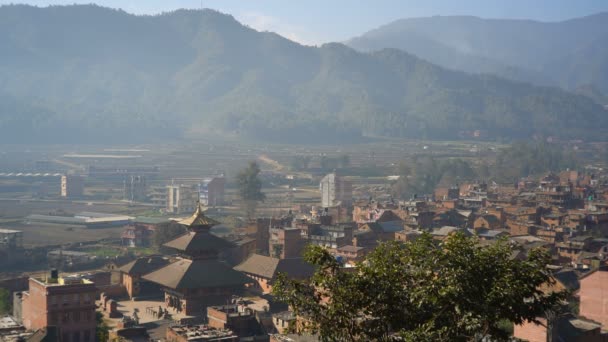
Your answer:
(143, 203), (250, 317)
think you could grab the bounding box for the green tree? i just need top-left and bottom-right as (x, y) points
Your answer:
(236, 161), (266, 219)
(273, 233), (567, 341)
(0, 288), (11, 315)
(95, 312), (109, 342)
(290, 155), (312, 171)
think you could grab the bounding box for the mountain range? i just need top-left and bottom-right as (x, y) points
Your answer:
(0, 4), (607, 144)
(347, 13), (608, 95)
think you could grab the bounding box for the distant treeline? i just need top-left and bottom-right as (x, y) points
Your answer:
(390, 141), (578, 199)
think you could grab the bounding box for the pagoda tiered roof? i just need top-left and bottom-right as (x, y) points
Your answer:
(143, 258), (250, 289)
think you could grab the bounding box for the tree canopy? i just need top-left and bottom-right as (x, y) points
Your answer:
(236, 161), (266, 219)
(273, 233), (568, 341)
(0, 288), (11, 315)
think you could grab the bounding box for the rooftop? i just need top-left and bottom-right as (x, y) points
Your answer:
(272, 311), (296, 321)
(118, 256), (170, 275)
(32, 276), (94, 287)
(0, 229), (21, 234)
(234, 254), (314, 280)
(337, 245), (366, 253)
(0, 316), (21, 330)
(177, 202), (220, 228)
(168, 324), (237, 341)
(143, 258), (250, 289)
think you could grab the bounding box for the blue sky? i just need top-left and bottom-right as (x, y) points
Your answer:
(2, 0), (608, 45)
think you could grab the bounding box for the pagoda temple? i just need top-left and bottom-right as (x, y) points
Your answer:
(143, 202), (251, 317)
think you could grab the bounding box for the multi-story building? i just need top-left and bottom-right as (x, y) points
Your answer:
(207, 304), (268, 340)
(320, 173), (352, 208)
(166, 185), (197, 214)
(16, 271), (97, 342)
(199, 177), (225, 207)
(60, 175), (84, 198)
(269, 228), (304, 259)
(307, 224), (354, 250)
(123, 175), (147, 202)
(0, 228), (23, 250)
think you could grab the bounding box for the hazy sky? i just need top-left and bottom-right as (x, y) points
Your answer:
(2, 0), (608, 45)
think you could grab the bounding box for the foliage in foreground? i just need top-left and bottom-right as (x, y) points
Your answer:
(0, 288), (11, 315)
(273, 233), (568, 341)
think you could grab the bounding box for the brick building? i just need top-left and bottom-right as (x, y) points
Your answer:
(251, 217), (291, 255)
(143, 203), (250, 317)
(269, 228), (304, 259)
(514, 315), (607, 342)
(234, 254), (314, 294)
(118, 255), (169, 299)
(207, 304), (268, 341)
(17, 271), (97, 342)
(199, 177), (225, 207)
(580, 269), (608, 328)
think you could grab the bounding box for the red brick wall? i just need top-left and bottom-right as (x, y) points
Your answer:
(513, 319), (547, 342)
(207, 307), (228, 329)
(509, 220), (532, 236)
(580, 271), (608, 327)
(22, 278), (97, 342)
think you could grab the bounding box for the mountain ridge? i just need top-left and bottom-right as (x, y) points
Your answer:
(347, 12), (608, 96)
(1, 4), (607, 144)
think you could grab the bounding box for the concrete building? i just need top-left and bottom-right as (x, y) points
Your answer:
(16, 271), (97, 342)
(60, 175), (84, 198)
(123, 175), (147, 202)
(0, 229), (23, 250)
(199, 177), (225, 207)
(319, 173), (352, 208)
(166, 185), (197, 214)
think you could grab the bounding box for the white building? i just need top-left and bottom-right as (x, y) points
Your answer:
(319, 173), (352, 208)
(166, 185), (196, 214)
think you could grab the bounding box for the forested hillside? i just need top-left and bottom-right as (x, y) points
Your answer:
(347, 13), (608, 96)
(1, 5), (606, 143)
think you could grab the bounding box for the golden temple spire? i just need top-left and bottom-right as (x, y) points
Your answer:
(177, 200), (220, 229)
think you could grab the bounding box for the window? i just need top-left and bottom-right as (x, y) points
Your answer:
(83, 330), (91, 342)
(62, 312), (70, 323)
(85, 311), (92, 322)
(73, 331), (80, 342)
(83, 293), (91, 304)
(73, 294), (79, 303)
(73, 311), (80, 322)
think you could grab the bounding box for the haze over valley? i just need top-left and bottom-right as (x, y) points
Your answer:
(1, 4), (608, 144)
